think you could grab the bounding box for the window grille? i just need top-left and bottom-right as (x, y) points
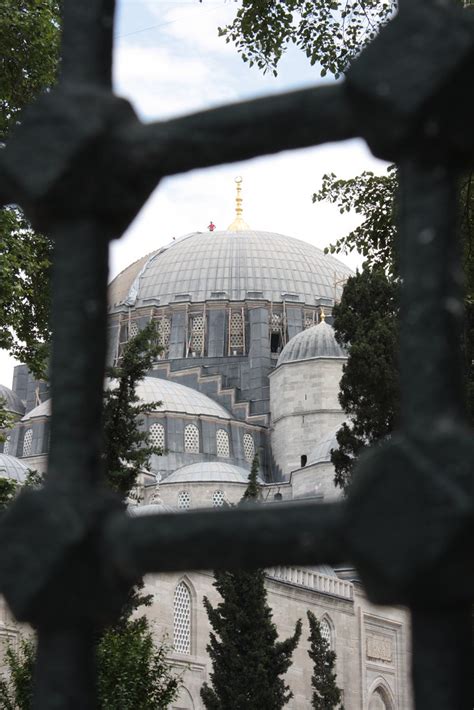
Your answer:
(212, 490), (225, 507)
(216, 429), (230, 457)
(270, 312), (282, 333)
(149, 422), (165, 449)
(230, 311), (244, 351)
(173, 582), (191, 654)
(3, 436), (10, 455)
(320, 618), (332, 649)
(177, 491), (190, 510)
(157, 316), (171, 350)
(243, 433), (255, 462)
(22, 429), (33, 457)
(184, 424), (199, 453)
(128, 321), (139, 339)
(190, 314), (204, 355)
(304, 312), (315, 329)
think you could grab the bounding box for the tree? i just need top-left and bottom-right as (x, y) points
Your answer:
(0, 0), (60, 377)
(220, 0), (394, 77)
(103, 321), (162, 498)
(306, 611), (343, 710)
(0, 326), (180, 709)
(201, 461), (302, 709)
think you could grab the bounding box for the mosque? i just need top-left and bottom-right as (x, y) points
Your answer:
(0, 181), (411, 709)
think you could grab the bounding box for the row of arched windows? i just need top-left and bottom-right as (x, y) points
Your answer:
(148, 422), (256, 461)
(177, 489), (226, 510)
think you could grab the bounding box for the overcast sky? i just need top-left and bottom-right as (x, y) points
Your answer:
(0, 0), (387, 388)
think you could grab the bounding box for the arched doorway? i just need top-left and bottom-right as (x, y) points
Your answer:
(368, 686), (393, 710)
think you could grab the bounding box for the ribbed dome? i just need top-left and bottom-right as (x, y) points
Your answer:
(277, 321), (347, 366)
(0, 385), (25, 416)
(108, 231), (353, 308)
(0, 453), (29, 482)
(162, 461), (252, 484)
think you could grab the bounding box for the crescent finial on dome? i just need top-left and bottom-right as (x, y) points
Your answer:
(227, 176), (250, 232)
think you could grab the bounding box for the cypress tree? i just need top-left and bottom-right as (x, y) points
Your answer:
(201, 459), (302, 709)
(307, 611), (343, 710)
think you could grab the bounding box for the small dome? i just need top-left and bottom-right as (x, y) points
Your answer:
(277, 321), (347, 366)
(0, 453), (29, 482)
(22, 399), (51, 421)
(308, 427), (341, 466)
(162, 461), (252, 484)
(0, 385), (25, 416)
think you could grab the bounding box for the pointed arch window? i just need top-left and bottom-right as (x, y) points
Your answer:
(184, 424), (199, 453)
(173, 582), (191, 654)
(22, 429), (33, 457)
(216, 429), (230, 458)
(320, 618), (332, 650)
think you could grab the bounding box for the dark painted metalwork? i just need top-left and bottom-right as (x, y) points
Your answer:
(0, 0), (473, 707)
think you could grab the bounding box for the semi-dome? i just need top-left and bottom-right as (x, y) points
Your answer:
(108, 230), (353, 308)
(135, 378), (231, 419)
(22, 380), (231, 421)
(22, 399), (51, 421)
(277, 321), (347, 366)
(308, 427), (341, 466)
(0, 453), (29, 482)
(162, 461), (252, 484)
(0, 384), (25, 416)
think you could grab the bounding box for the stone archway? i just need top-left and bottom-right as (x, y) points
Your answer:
(368, 686), (394, 710)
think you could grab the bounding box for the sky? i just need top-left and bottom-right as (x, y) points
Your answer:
(0, 0), (387, 388)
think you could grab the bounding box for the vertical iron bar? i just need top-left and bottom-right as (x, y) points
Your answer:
(33, 1), (117, 707)
(398, 160), (464, 436)
(411, 606), (473, 709)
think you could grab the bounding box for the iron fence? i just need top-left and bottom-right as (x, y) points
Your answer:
(0, 0), (473, 707)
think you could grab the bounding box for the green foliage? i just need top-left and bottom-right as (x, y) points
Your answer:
(201, 464), (301, 709)
(0, 0), (59, 376)
(331, 268), (399, 491)
(0, 0), (60, 141)
(315, 166), (398, 274)
(103, 321), (163, 499)
(0, 208), (52, 378)
(0, 638), (35, 710)
(306, 611), (343, 710)
(97, 619), (179, 710)
(241, 453), (261, 503)
(220, 0), (394, 77)
(0, 477), (17, 512)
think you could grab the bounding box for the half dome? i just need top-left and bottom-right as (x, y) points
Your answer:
(109, 230), (353, 309)
(0, 385), (25, 416)
(0, 453), (29, 482)
(162, 461), (252, 484)
(277, 321), (347, 366)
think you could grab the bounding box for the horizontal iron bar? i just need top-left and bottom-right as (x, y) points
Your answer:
(105, 501), (349, 578)
(119, 84), (358, 181)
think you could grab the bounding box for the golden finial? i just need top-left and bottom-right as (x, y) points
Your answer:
(227, 176), (250, 232)
(319, 308), (326, 322)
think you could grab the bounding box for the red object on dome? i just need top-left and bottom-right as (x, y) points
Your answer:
(208, 221), (216, 232)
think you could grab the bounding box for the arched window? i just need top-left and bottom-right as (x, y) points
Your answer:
(212, 490), (225, 507)
(22, 429), (33, 457)
(157, 316), (171, 349)
(189, 314), (205, 355)
(243, 433), (255, 462)
(149, 422), (165, 449)
(229, 310), (244, 355)
(216, 429), (230, 458)
(184, 423), (199, 453)
(177, 491), (190, 510)
(320, 618), (332, 650)
(173, 582), (191, 654)
(369, 688), (390, 710)
(3, 435), (10, 455)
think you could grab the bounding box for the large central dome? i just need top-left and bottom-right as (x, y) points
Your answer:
(109, 230), (353, 308)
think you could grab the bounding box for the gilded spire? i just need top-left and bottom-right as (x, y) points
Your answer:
(319, 307), (326, 322)
(227, 176), (250, 232)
